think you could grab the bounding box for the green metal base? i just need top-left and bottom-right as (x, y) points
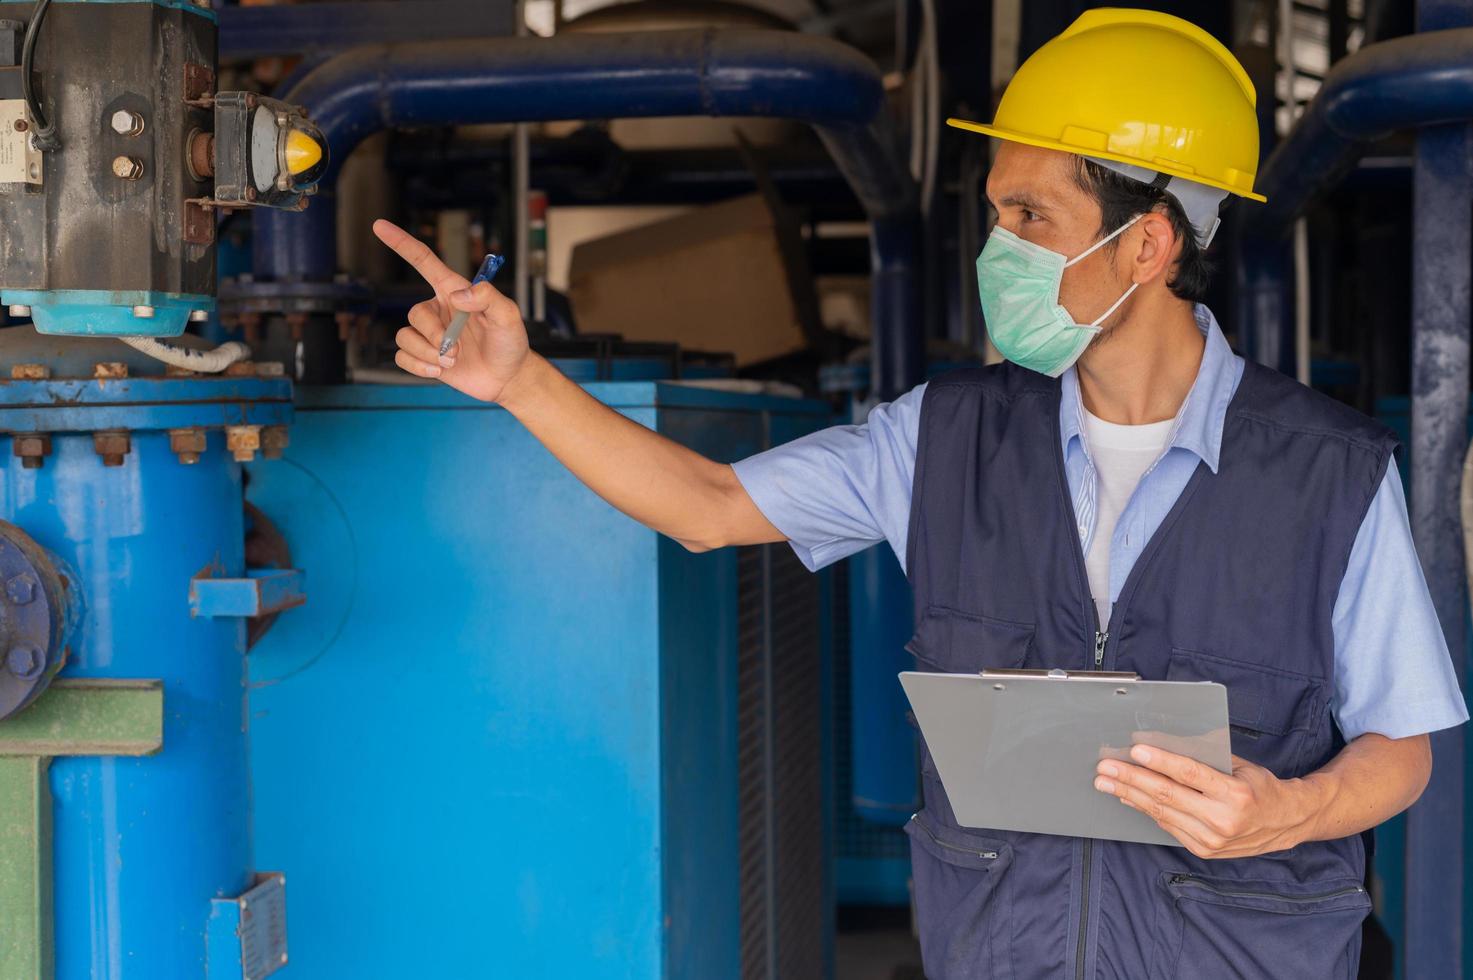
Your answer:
(0, 680), (163, 980)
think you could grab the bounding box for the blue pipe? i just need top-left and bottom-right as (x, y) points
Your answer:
(1247, 27), (1473, 230)
(252, 29), (923, 398)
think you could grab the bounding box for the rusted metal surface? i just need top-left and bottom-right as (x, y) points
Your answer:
(11, 435), (50, 470)
(92, 363), (128, 380)
(260, 426), (289, 460)
(168, 427), (207, 465)
(10, 365), (49, 381)
(226, 425), (262, 462)
(91, 431), (131, 467)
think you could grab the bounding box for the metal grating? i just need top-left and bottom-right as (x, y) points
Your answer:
(832, 560), (911, 864)
(736, 544), (826, 979)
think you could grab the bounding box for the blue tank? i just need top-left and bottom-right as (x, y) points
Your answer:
(0, 333), (292, 979)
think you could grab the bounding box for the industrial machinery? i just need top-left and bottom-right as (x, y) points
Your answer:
(0, 0), (326, 338)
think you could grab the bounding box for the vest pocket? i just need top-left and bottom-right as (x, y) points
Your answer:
(906, 811), (1015, 980)
(905, 605), (1036, 674)
(1166, 649), (1327, 775)
(1154, 872), (1369, 980)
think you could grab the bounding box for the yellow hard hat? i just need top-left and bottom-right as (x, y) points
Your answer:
(948, 8), (1266, 202)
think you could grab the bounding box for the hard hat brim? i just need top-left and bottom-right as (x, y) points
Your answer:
(946, 117), (1268, 203)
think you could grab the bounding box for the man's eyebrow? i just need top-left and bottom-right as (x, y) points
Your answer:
(991, 192), (1050, 212)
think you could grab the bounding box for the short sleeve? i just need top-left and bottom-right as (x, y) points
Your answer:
(1331, 459), (1470, 740)
(730, 383), (927, 573)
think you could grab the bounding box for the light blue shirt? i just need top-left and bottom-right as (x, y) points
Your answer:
(733, 306), (1468, 742)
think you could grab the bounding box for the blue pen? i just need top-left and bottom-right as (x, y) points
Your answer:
(439, 253), (506, 358)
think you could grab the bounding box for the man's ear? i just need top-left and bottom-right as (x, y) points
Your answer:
(1131, 208), (1180, 285)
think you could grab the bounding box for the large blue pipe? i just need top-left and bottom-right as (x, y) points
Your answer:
(1247, 27), (1473, 230)
(253, 29), (923, 399)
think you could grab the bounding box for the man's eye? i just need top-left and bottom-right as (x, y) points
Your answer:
(1023, 209), (1041, 223)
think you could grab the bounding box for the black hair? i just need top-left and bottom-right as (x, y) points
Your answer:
(1071, 158), (1213, 302)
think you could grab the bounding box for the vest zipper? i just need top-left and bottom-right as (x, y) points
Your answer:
(1167, 875), (1365, 903)
(1093, 630), (1109, 667)
(909, 815), (999, 860)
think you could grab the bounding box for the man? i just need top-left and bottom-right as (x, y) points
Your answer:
(374, 9), (1467, 977)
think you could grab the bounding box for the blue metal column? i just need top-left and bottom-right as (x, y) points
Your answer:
(1406, 5), (1473, 977)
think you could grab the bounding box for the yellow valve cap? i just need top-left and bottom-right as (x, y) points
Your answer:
(284, 128), (324, 177)
(947, 8), (1266, 202)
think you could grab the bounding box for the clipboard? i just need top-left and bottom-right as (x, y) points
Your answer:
(899, 668), (1231, 847)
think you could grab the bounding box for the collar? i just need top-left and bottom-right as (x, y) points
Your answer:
(1059, 304), (1239, 474)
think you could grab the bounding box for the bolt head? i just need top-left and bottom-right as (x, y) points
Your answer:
(188, 309), (210, 323)
(7, 305), (31, 318)
(6, 575), (34, 604)
(111, 155), (144, 180)
(12, 118), (26, 132)
(131, 305), (155, 318)
(6, 646), (42, 680)
(110, 109), (144, 136)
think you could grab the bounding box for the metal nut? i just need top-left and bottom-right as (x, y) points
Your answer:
(188, 309), (210, 323)
(6, 646), (42, 680)
(93, 362), (128, 380)
(6, 575), (35, 604)
(254, 362), (286, 378)
(261, 426), (289, 460)
(225, 361), (258, 378)
(7, 304), (31, 318)
(226, 425), (261, 463)
(10, 363), (49, 380)
(132, 305), (155, 319)
(12, 434), (51, 469)
(169, 428), (207, 465)
(110, 109), (144, 137)
(111, 155), (144, 180)
(93, 431), (131, 466)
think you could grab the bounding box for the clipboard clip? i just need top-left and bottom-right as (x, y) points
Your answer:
(979, 668), (1142, 681)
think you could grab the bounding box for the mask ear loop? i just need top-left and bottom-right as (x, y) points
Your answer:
(1063, 212), (1144, 268)
(1060, 213), (1145, 329)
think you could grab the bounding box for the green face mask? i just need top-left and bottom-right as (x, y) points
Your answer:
(975, 215), (1141, 377)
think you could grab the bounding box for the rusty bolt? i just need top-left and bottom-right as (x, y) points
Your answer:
(255, 362), (286, 378)
(93, 362), (128, 380)
(6, 574), (35, 604)
(12, 434), (51, 469)
(226, 425), (261, 463)
(245, 186), (257, 202)
(93, 431), (131, 467)
(10, 363), (49, 380)
(295, 196), (310, 211)
(238, 312), (262, 345)
(225, 360), (258, 378)
(164, 364), (198, 377)
(169, 428), (207, 465)
(112, 155), (144, 180)
(285, 313), (307, 341)
(110, 109), (145, 137)
(261, 426), (290, 460)
(6, 646), (42, 679)
(12, 118), (26, 132)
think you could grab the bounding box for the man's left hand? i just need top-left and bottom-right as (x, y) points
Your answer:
(1094, 745), (1319, 858)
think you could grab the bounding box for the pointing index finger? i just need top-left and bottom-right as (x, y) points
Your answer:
(372, 219), (467, 292)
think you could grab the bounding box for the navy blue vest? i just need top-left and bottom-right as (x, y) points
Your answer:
(903, 359), (1396, 980)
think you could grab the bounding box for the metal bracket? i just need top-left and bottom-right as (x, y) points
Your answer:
(0, 679), (163, 980)
(190, 569), (305, 619)
(207, 872), (288, 980)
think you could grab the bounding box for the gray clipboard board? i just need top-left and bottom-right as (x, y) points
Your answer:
(899, 668), (1231, 847)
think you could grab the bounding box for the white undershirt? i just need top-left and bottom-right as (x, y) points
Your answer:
(1081, 407), (1175, 628)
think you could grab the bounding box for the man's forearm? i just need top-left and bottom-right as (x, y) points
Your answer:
(497, 354), (784, 551)
(1294, 732), (1432, 844)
